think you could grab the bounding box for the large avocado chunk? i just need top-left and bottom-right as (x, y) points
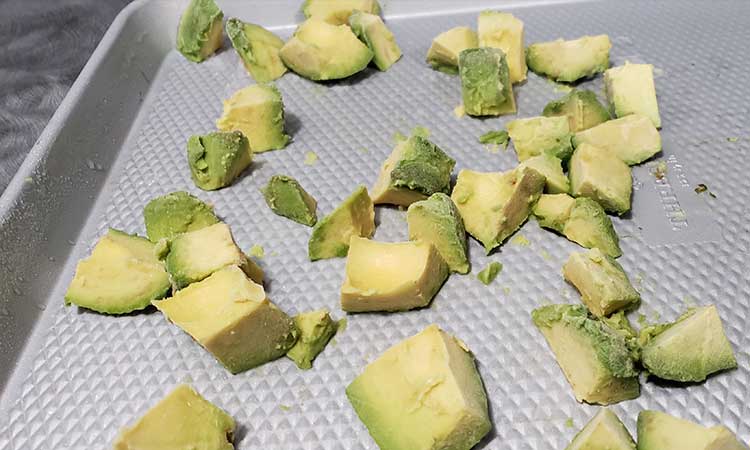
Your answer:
(113, 384), (235, 450)
(349, 11), (401, 71)
(347, 324), (491, 450)
(533, 193), (576, 234)
(226, 18), (287, 82)
(341, 237), (448, 312)
(262, 175), (317, 226)
(279, 18), (373, 81)
(216, 84), (289, 153)
(302, 0), (380, 25)
(566, 408), (636, 450)
(532, 304), (640, 405)
(153, 266), (297, 374)
(605, 63), (661, 128)
(569, 143), (632, 215)
(176, 0), (224, 63)
(308, 185), (375, 260)
(640, 305), (737, 382)
(519, 153), (570, 194)
(426, 27), (478, 74)
(187, 131), (252, 191)
(143, 191), (219, 243)
(527, 35), (611, 83)
(459, 47), (516, 116)
(286, 309), (337, 370)
(573, 114), (662, 165)
(543, 89), (611, 132)
(506, 115), (574, 162)
(407, 193), (469, 274)
(477, 11), (527, 83)
(637, 410), (748, 450)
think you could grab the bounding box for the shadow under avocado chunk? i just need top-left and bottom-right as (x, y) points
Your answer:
(176, 0), (224, 63)
(426, 26), (478, 74)
(477, 11), (527, 83)
(187, 131), (252, 191)
(543, 89), (611, 133)
(302, 0), (381, 25)
(143, 191), (219, 243)
(506, 115), (574, 162)
(637, 410), (748, 450)
(349, 11), (402, 71)
(308, 185), (375, 260)
(459, 47), (516, 116)
(526, 35), (611, 83)
(286, 309), (337, 370)
(573, 114), (661, 165)
(226, 18), (287, 82)
(566, 408), (635, 450)
(216, 84), (290, 153)
(569, 143), (632, 215)
(407, 193), (469, 274)
(262, 175), (317, 226)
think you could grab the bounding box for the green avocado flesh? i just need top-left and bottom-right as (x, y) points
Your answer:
(143, 191), (219, 243)
(262, 175), (318, 226)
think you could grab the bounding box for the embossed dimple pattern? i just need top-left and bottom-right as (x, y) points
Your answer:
(2, 1), (750, 449)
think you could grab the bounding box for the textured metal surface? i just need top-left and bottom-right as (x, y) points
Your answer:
(1, 0), (750, 449)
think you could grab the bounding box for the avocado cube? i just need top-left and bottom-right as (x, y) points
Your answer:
(519, 153), (570, 194)
(543, 89), (611, 132)
(407, 193), (469, 274)
(346, 325), (491, 450)
(65, 229), (170, 314)
(176, 0), (224, 63)
(113, 384), (235, 450)
(566, 408), (636, 450)
(573, 114), (662, 165)
(563, 197), (622, 258)
(637, 410), (748, 450)
(477, 11), (527, 83)
(143, 191), (219, 243)
(426, 27), (478, 74)
(187, 131), (252, 191)
(341, 237), (448, 312)
(569, 143), (632, 215)
(506, 115), (574, 162)
(349, 11), (401, 71)
(459, 47), (516, 116)
(477, 261), (503, 285)
(533, 193), (576, 234)
(226, 18), (287, 82)
(309, 185), (375, 260)
(527, 35), (611, 83)
(302, 0), (380, 25)
(153, 266), (297, 374)
(286, 309), (337, 369)
(216, 84), (289, 153)
(604, 63), (661, 128)
(262, 175), (317, 226)
(532, 304), (640, 405)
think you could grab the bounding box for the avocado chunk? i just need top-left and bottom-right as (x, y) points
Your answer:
(477, 11), (527, 83)
(563, 249), (640, 317)
(564, 197), (622, 258)
(602, 311), (640, 360)
(569, 143), (632, 215)
(640, 305), (737, 382)
(566, 408), (636, 450)
(113, 384), (235, 450)
(309, 185), (375, 260)
(426, 27), (478, 74)
(349, 11), (401, 71)
(605, 63), (661, 128)
(262, 175), (317, 226)
(153, 266), (297, 374)
(407, 193), (469, 274)
(346, 324), (491, 450)
(286, 309), (337, 369)
(543, 89), (611, 132)
(532, 304), (640, 405)
(477, 261), (503, 285)
(452, 167), (545, 253)
(216, 84), (289, 153)
(302, 0), (380, 25)
(506, 116), (574, 162)
(533, 193), (576, 234)
(65, 229), (171, 314)
(519, 153), (570, 194)
(279, 18), (373, 81)
(459, 47), (516, 116)
(637, 410), (748, 450)
(226, 18), (287, 82)
(176, 0), (224, 63)
(341, 237), (448, 312)
(187, 130), (252, 191)
(143, 191), (219, 243)
(573, 114), (662, 165)
(527, 35), (611, 83)
(371, 135), (456, 206)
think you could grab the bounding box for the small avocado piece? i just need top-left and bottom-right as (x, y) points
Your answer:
(452, 167), (546, 253)
(605, 63), (661, 128)
(302, 0), (380, 25)
(569, 143), (632, 215)
(543, 89), (611, 132)
(143, 191), (219, 243)
(566, 408), (636, 450)
(563, 249), (640, 317)
(640, 305), (737, 382)
(341, 237), (448, 312)
(349, 11), (401, 71)
(346, 324), (491, 450)
(532, 304), (640, 405)
(286, 309), (337, 370)
(477, 11), (527, 83)
(426, 27), (478, 74)
(478, 130), (509, 146)
(279, 18), (373, 81)
(459, 47), (516, 116)
(262, 175), (317, 226)
(153, 266), (297, 373)
(407, 193), (469, 274)
(573, 114), (662, 165)
(506, 116), (574, 162)
(226, 18), (287, 82)
(113, 384), (235, 450)
(527, 35), (611, 83)
(564, 197), (622, 258)
(187, 131), (252, 191)
(637, 410), (748, 450)
(176, 0), (224, 63)
(216, 84), (289, 153)
(477, 261), (503, 285)
(309, 185), (375, 260)
(64, 229), (171, 314)
(519, 153), (570, 194)
(533, 193), (576, 234)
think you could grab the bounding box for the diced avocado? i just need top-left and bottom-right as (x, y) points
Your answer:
(506, 116), (574, 162)
(533, 193), (576, 233)
(302, 0), (380, 25)
(478, 130), (509, 146)
(407, 193), (469, 274)
(279, 18), (373, 81)
(215, 84), (289, 153)
(309, 185), (375, 260)
(543, 89), (611, 132)
(176, 0), (224, 63)
(346, 324), (491, 450)
(563, 249), (640, 317)
(477, 11), (527, 83)
(452, 167), (545, 253)
(519, 153), (570, 194)
(262, 175), (317, 226)
(153, 266), (297, 374)
(426, 27), (478, 74)
(143, 191), (219, 243)
(566, 408), (636, 450)
(286, 309), (337, 370)
(341, 237), (448, 312)
(187, 131), (252, 191)
(640, 305), (737, 382)
(602, 311), (640, 360)
(637, 410), (748, 450)
(569, 143), (632, 215)
(564, 197), (622, 258)
(532, 304), (640, 405)
(477, 261), (503, 285)
(349, 11), (401, 71)
(113, 384), (235, 450)
(459, 47), (516, 116)
(225, 18), (287, 82)
(526, 35), (611, 83)
(573, 114), (661, 165)
(371, 135), (456, 206)
(604, 63), (661, 128)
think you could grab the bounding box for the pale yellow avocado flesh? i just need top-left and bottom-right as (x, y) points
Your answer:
(566, 408), (635, 450)
(478, 11), (527, 83)
(605, 63), (661, 128)
(303, 0), (380, 25)
(216, 84), (288, 153)
(426, 27), (478, 73)
(569, 143), (632, 215)
(637, 410), (748, 450)
(574, 114), (661, 165)
(563, 249), (639, 317)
